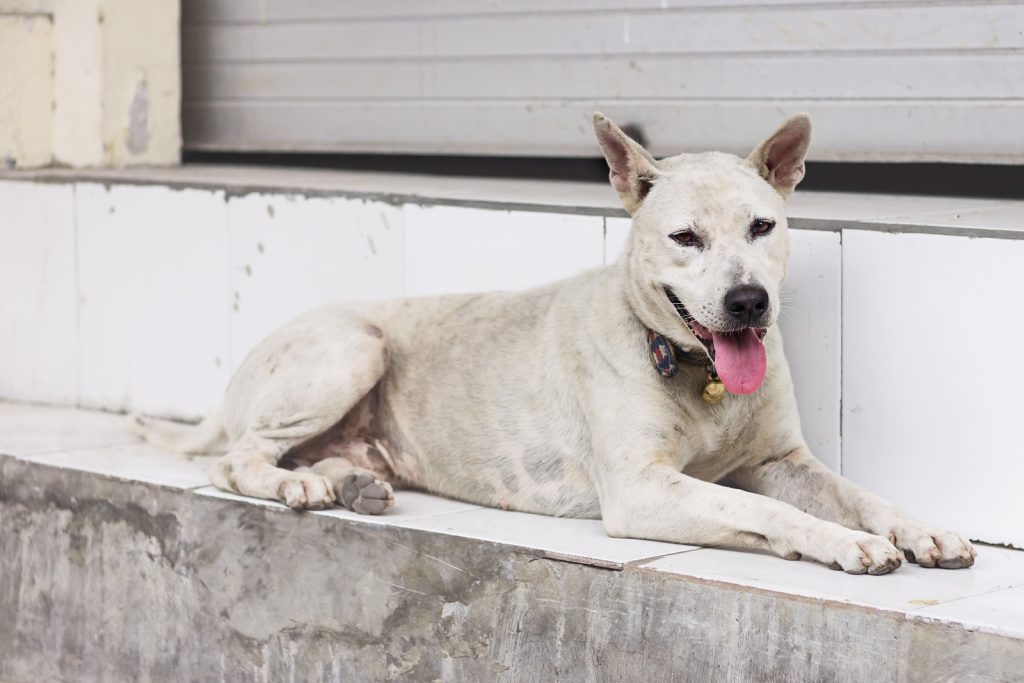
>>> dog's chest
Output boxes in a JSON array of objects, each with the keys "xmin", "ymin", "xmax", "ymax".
[{"xmin": 671, "ymin": 394, "xmax": 768, "ymax": 482}]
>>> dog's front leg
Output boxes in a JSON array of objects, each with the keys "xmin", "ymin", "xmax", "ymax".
[
  {"xmin": 728, "ymin": 446, "xmax": 976, "ymax": 569},
  {"xmin": 594, "ymin": 444, "xmax": 903, "ymax": 574}
]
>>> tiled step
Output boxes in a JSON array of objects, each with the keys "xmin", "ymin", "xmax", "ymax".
[
  {"xmin": 1, "ymin": 402, "xmax": 1022, "ymax": 681},
  {"xmin": 1, "ymin": 166, "xmax": 1022, "ymax": 550}
]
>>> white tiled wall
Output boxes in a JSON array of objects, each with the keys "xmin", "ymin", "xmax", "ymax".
[
  {"xmin": 781, "ymin": 230, "xmax": 842, "ymax": 471},
  {"xmin": 227, "ymin": 194, "xmax": 405, "ymax": 370},
  {"xmin": 404, "ymin": 205, "xmax": 604, "ymax": 296},
  {"xmin": 1, "ymin": 178, "xmax": 1020, "ymax": 546},
  {"xmin": 842, "ymin": 230, "xmax": 1024, "ymax": 547},
  {"xmin": 0, "ymin": 182, "xmax": 78, "ymax": 404},
  {"xmin": 0, "ymin": 182, "xmax": 844, "ymax": 472},
  {"xmin": 1, "ymin": 183, "xmax": 409, "ymax": 420},
  {"xmin": 76, "ymin": 184, "xmax": 231, "ymax": 419}
]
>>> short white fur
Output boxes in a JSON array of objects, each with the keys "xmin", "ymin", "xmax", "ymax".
[{"xmin": 135, "ymin": 113, "xmax": 976, "ymax": 574}]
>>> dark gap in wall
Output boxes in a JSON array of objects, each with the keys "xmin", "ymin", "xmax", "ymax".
[{"xmin": 183, "ymin": 151, "xmax": 1024, "ymax": 201}]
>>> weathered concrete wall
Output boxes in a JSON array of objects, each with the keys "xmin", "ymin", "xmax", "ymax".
[
  {"xmin": 52, "ymin": 0, "xmax": 181, "ymax": 166},
  {"xmin": 0, "ymin": 14, "xmax": 54, "ymax": 168},
  {"xmin": 1, "ymin": 454, "xmax": 1022, "ymax": 682},
  {"xmin": 1, "ymin": 1, "xmax": 179, "ymax": 168},
  {"xmin": 0, "ymin": 1, "xmax": 54, "ymax": 11},
  {"xmin": 50, "ymin": 0, "xmax": 102, "ymax": 167}
]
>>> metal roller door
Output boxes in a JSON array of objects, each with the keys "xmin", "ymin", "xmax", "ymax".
[{"xmin": 182, "ymin": 0, "xmax": 1024, "ymax": 162}]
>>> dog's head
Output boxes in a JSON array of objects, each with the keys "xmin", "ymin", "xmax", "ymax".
[{"xmin": 594, "ymin": 112, "xmax": 811, "ymax": 395}]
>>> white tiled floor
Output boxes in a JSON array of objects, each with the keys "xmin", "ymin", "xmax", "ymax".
[
  {"xmin": 915, "ymin": 584, "xmax": 1024, "ymax": 638},
  {"xmin": 2, "ymin": 402, "xmax": 1023, "ymax": 636},
  {"xmin": 640, "ymin": 545, "xmax": 1024, "ymax": 616},
  {"xmin": 198, "ymin": 487, "xmax": 692, "ymax": 569},
  {"xmin": 30, "ymin": 443, "xmax": 218, "ymax": 489},
  {"xmin": 399, "ymin": 506, "xmax": 696, "ymax": 568},
  {"xmin": 0, "ymin": 402, "xmax": 214, "ymax": 487},
  {"xmin": 0, "ymin": 401, "xmax": 137, "ymax": 457}
]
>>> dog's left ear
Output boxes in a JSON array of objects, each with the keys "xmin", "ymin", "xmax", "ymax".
[
  {"xmin": 748, "ymin": 114, "xmax": 812, "ymax": 198},
  {"xmin": 593, "ymin": 112, "xmax": 659, "ymax": 215}
]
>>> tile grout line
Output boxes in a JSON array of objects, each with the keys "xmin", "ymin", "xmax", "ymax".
[
  {"xmin": 196, "ymin": 488, "xmax": 691, "ymax": 567},
  {"xmin": 224, "ymin": 190, "xmax": 234, "ymax": 375},
  {"xmin": 72, "ymin": 183, "xmax": 83, "ymax": 408},
  {"xmin": 625, "ymin": 546, "xmax": 709, "ymax": 569},
  {"xmin": 601, "ymin": 216, "xmax": 607, "ymax": 265},
  {"xmin": 400, "ymin": 203, "xmax": 410, "ymax": 297},
  {"xmin": 838, "ymin": 228, "xmax": 844, "ymax": 475}
]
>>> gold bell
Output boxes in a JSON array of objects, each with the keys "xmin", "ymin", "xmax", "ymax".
[{"xmin": 702, "ymin": 374, "xmax": 727, "ymax": 405}]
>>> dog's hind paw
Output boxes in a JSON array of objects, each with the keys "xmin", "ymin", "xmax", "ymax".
[
  {"xmin": 339, "ymin": 472, "xmax": 394, "ymax": 515},
  {"xmin": 277, "ymin": 472, "xmax": 336, "ymax": 510}
]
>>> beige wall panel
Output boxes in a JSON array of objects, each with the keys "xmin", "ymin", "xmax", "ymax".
[{"xmin": 0, "ymin": 15, "xmax": 54, "ymax": 168}]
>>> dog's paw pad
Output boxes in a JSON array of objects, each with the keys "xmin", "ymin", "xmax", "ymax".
[{"xmin": 339, "ymin": 473, "xmax": 394, "ymax": 515}]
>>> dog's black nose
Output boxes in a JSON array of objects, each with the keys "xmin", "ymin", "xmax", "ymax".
[{"xmin": 724, "ymin": 285, "xmax": 769, "ymax": 325}]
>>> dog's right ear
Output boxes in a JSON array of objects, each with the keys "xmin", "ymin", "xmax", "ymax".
[{"xmin": 593, "ymin": 112, "xmax": 659, "ymax": 215}]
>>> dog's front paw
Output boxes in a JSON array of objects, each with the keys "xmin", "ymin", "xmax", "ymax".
[
  {"xmin": 888, "ymin": 524, "xmax": 976, "ymax": 569},
  {"xmin": 823, "ymin": 531, "xmax": 903, "ymax": 575}
]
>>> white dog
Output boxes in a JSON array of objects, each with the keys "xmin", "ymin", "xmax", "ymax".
[{"xmin": 137, "ymin": 113, "xmax": 975, "ymax": 574}]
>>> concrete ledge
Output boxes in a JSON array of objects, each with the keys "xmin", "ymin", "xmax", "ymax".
[
  {"xmin": 3, "ymin": 164, "xmax": 1024, "ymax": 239},
  {"xmin": 1, "ymin": 403, "xmax": 1023, "ymax": 682}
]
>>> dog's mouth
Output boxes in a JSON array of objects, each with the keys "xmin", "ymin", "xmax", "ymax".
[{"xmin": 664, "ymin": 287, "xmax": 768, "ymax": 395}]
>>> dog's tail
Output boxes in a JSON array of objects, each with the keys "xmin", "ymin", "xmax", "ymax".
[{"xmin": 130, "ymin": 408, "xmax": 229, "ymax": 455}]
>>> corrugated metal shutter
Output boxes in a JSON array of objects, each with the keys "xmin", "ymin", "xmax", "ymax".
[{"xmin": 182, "ymin": 0, "xmax": 1024, "ymax": 163}]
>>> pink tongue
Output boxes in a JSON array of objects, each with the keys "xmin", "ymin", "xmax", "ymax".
[{"xmin": 711, "ymin": 329, "xmax": 767, "ymax": 395}]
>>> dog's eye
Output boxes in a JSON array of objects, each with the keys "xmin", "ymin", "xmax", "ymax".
[
  {"xmin": 670, "ymin": 230, "xmax": 704, "ymax": 249},
  {"xmin": 750, "ymin": 219, "xmax": 776, "ymax": 238}
]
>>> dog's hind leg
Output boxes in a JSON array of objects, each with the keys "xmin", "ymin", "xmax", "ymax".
[
  {"xmin": 211, "ymin": 432, "xmax": 338, "ymax": 509},
  {"xmin": 309, "ymin": 449, "xmax": 395, "ymax": 515},
  {"xmin": 210, "ymin": 316, "xmax": 389, "ymax": 510}
]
